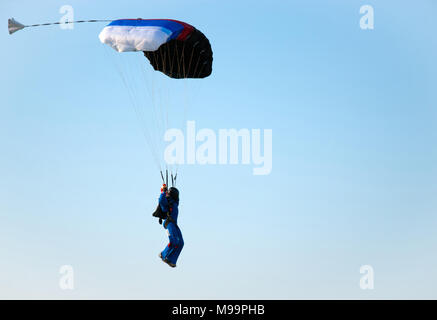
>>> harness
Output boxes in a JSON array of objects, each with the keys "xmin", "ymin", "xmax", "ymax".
[
  {"xmin": 152, "ymin": 193, "xmax": 178, "ymax": 227},
  {"xmin": 163, "ymin": 203, "xmax": 176, "ymax": 228}
]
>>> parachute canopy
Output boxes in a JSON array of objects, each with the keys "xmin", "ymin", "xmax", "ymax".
[
  {"xmin": 8, "ymin": 18, "xmax": 25, "ymax": 34},
  {"xmin": 99, "ymin": 19, "xmax": 213, "ymax": 79}
]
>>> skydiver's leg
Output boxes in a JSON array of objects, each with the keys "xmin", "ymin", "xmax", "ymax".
[
  {"xmin": 161, "ymin": 222, "xmax": 177, "ymax": 262},
  {"xmin": 166, "ymin": 225, "xmax": 184, "ymax": 265}
]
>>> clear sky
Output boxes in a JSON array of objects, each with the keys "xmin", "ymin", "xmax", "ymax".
[{"xmin": 1, "ymin": 0, "xmax": 436, "ymax": 299}]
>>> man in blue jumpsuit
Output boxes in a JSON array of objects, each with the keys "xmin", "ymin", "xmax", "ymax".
[{"xmin": 158, "ymin": 186, "xmax": 184, "ymax": 268}]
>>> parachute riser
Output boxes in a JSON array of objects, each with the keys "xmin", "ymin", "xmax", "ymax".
[
  {"xmin": 161, "ymin": 169, "xmax": 177, "ymax": 188},
  {"xmin": 160, "ymin": 171, "xmax": 164, "ymax": 183}
]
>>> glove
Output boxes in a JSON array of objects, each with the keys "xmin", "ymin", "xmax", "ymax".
[
  {"xmin": 159, "ymin": 218, "xmax": 162, "ymax": 225},
  {"xmin": 161, "ymin": 184, "xmax": 167, "ymax": 193}
]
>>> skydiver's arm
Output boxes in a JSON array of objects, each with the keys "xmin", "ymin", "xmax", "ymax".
[{"xmin": 159, "ymin": 192, "xmax": 169, "ymax": 212}]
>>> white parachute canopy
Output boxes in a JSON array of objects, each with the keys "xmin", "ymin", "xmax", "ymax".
[{"xmin": 98, "ymin": 25, "xmax": 172, "ymax": 52}]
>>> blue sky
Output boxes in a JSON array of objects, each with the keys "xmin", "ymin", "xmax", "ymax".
[{"xmin": 0, "ymin": 0, "xmax": 436, "ymax": 299}]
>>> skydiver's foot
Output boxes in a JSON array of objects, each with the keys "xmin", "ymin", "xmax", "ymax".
[
  {"xmin": 164, "ymin": 259, "xmax": 176, "ymax": 268},
  {"xmin": 159, "ymin": 253, "xmax": 175, "ymax": 267}
]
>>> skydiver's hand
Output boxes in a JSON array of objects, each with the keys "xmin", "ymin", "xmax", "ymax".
[{"xmin": 161, "ymin": 184, "xmax": 168, "ymax": 193}]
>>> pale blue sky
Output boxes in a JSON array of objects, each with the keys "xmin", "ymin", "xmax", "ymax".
[{"xmin": 1, "ymin": 0, "xmax": 436, "ymax": 299}]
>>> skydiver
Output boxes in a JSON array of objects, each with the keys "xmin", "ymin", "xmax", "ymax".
[{"xmin": 154, "ymin": 184, "xmax": 184, "ymax": 268}]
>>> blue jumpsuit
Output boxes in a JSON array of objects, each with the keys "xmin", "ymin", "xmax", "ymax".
[{"xmin": 159, "ymin": 192, "xmax": 184, "ymax": 265}]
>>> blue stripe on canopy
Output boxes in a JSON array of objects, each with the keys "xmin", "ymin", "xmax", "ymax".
[{"xmin": 108, "ymin": 19, "xmax": 185, "ymax": 40}]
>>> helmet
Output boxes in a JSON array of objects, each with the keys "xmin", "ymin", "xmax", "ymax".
[{"xmin": 168, "ymin": 187, "xmax": 179, "ymax": 202}]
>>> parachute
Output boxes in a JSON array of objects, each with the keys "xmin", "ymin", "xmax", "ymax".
[
  {"xmin": 8, "ymin": 18, "xmax": 25, "ymax": 34},
  {"xmin": 98, "ymin": 19, "xmax": 213, "ymax": 185},
  {"xmin": 99, "ymin": 19, "xmax": 213, "ymax": 79},
  {"xmin": 8, "ymin": 17, "xmax": 213, "ymax": 185}
]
